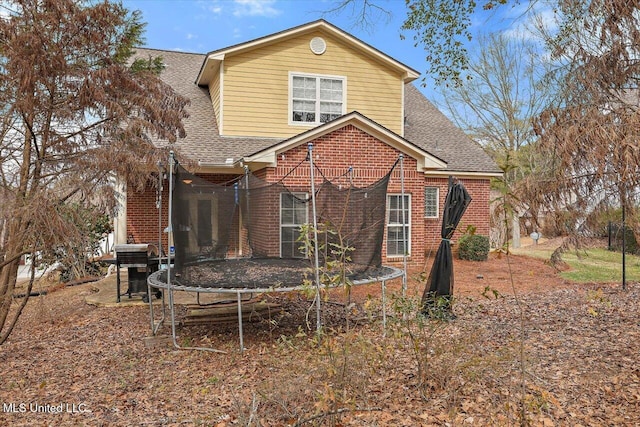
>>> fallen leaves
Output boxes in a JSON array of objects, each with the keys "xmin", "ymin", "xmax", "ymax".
[{"xmin": 0, "ymin": 256, "xmax": 639, "ymax": 426}]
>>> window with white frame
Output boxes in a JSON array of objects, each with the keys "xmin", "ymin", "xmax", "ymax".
[
  {"xmin": 280, "ymin": 192, "xmax": 308, "ymax": 258},
  {"xmin": 424, "ymin": 187, "xmax": 439, "ymax": 218},
  {"xmin": 290, "ymin": 73, "xmax": 345, "ymax": 125},
  {"xmin": 387, "ymin": 194, "xmax": 411, "ymax": 257}
]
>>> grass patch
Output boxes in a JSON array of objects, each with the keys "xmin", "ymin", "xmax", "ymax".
[{"xmin": 518, "ymin": 246, "xmax": 640, "ymax": 283}]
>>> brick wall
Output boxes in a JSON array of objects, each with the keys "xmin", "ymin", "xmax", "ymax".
[
  {"xmin": 126, "ymin": 179, "xmax": 167, "ymax": 248},
  {"xmin": 126, "ymin": 125, "xmax": 492, "ymax": 265},
  {"xmin": 125, "ymin": 174, "xmax": 241, "ymax": 253}
]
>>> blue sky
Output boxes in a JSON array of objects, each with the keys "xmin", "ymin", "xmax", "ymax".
[
  {"xmin": 122, "ymin": 0, "xmax": 551, "ymax": 102},
  {"xmin": 125, "ymin": 2, "xmax": 410, "ymax": 50},
  {"xmin": 124, "ymin": 0, "xmax": 426, "ymax": 72}
]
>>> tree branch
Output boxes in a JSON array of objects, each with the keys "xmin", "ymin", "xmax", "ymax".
[{"xmin": 293, "ymin": 407, "xmax": 382, "ymax": 426}]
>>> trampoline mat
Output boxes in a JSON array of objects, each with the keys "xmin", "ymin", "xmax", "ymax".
[{"xmin": 160, "ymin": 258, "xmax": 398, "ymax": 290}]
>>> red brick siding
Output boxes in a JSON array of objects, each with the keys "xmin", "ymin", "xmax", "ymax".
[
  {"xmin": 420, "ymin": 177, "xmax": 491, "ymax": 258},
  {"xmin": 126, "ymin": 125, "xmax": 492, "ymax": 265},
  {"xmin": 125, "ymin": 174, "xmax": 241, "ymax": 252},
  {"xmin": 126, "ymin": 180, "xmax": 169, "ymax": 249}
]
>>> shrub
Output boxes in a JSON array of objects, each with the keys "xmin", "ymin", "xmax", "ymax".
[{"xmin": 458, "ymin": 234, "xmax": 490, "ymax": 261}]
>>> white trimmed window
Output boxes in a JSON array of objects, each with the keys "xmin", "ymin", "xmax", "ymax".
[
  {"xmin": 290, "ymin": 73, "xmax": 345, "ymax": 125},
  {"xmin": 424, "ymin": 187, "xmax": 439, "ymax": 218},
  {"xmin": 280, "ymin": 192, "xmax": 308, "ymax": 258},
  {"xmin": 387, "ymin": 194, "xmax": 411, "ymax": 257}
]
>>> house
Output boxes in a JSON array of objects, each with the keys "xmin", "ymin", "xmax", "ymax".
[{"xmin": 116, "ymin": 20, "xmax": 501, "ymax": 265}]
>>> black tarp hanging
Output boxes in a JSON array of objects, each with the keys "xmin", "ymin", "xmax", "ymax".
[{"xmin": 421, "ymin": 176, "xmax": 472, "ymax": 315}]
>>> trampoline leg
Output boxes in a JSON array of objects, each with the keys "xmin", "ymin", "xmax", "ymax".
[
  {"xmin": 237, "ymin": 291, "xmax": 245, "ymax": 352},
  {"xmin": 169, "ymin": 287, "xmax": 179, "ymax": 348},
  {"xmin": 381, "ymin": 280, "xmax": 387, "ymax": 335},
  {"xmin": 148, "ymin": 281, "xmax": 155, "ymax": 334},
  {"xmin": 149, "ymin": 284, "xmax": 166, "ymax": 336},
  {"xmin": 164, "ymin": 285, "xmax": 226, "ymax": 353}
]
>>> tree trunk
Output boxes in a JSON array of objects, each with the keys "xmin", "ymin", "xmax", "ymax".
[
  {"xmin": 511, "ymin": 213, "xmax": 521, "ymax": 249},
  {"xmin": 0, "ymin": 254, "xmax": 21, "ymax": 340},
  {"xmin": 0, "ymin": 216, "xmax": 30, "ymax": 343}
]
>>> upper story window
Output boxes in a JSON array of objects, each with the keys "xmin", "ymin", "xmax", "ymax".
[{"xmin": 290, "ymin": 73, "xmax": 345, "ymax": 125}]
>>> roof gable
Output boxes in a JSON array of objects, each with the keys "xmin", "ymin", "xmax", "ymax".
[
  {"xmin": 243, "ymin": 111, "xmax": 447, "ymax": 171},
  {"xmin": 195, "ymin": 19, "xmax": 419, "ymax": 86},
  {"xmin": 132, "ymin": 49, "xmax": 500, "ymax": 176}
]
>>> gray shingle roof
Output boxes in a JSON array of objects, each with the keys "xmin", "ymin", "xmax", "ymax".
[
  {"xmin": 135, "ymin": 48, "xmax": 279, "ymax": 166},
  {"xmin": 136, "ymin": 48, "xmax": 500, "ymax": 174},
  {"xmin": 404, "ymin": 84, "xmax": 501, "ymax": 173}
]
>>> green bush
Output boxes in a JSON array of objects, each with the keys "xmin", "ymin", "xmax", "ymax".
[{"xmin": 458, "ymin": 234, "xmax": 490, "ymax": 261}]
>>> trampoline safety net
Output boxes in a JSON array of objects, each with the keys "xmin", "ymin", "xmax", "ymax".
[{"xmin": 170, "ymin": 162, "xmax": 394, "ymax": 289}]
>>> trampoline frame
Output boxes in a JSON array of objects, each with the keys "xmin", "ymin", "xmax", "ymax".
[
  {"xmin": 147, "ymin": 147, "xmax": 408, "ymax": 352},
  {"xmin": 147, "ymin": 263, "xmax": 404, "ymax": 352}
]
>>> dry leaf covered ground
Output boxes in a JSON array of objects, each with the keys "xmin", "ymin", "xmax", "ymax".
[{"xmin": 1, "ymin": 246, "xmax": 639, "ymax": 426}]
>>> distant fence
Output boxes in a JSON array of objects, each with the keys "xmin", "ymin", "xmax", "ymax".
[{"xmin": 607, "ymin": 222, "xmax": 640, "ymax": 254}]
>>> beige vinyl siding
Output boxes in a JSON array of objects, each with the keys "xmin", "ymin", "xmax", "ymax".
[
  {"xmin": 209, "ymin": 67, "xmax": 222, "ymax": 132},
  {"xmin": 220, "ymin": 30, "xmax": 404, "ymax": 137}
]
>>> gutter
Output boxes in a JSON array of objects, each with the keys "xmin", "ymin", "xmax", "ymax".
[
  {"xmin": 424, "ymin": 170, "xmax": 504, "ymax": 179},
  {"xmin": 195, "ymin": 158, "xmax": 245, "ymax": 174}
]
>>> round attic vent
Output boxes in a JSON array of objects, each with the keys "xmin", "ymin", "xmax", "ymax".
[{"xmin": 310, "ymin": 37, "xmax": 326, "ymax": 55}]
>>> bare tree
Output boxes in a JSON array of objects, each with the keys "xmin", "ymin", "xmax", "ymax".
[
  {"xmin": 322, "ymin": 0, "xmax": 392, "ymax": 33},
  {"xmin": 0, "ymin": 0, "xmax": 189, "ymax": 344},
  {"xmin": 532, "ymin": 0, "xmax": 640, "ymax": 237},
  {"xmin": 436, "ymin": 32, "xmax": 555, "ymax": 247}
]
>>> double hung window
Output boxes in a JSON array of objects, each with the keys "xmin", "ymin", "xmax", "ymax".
[
  {"xmin": 387, "ymin": 194, "xmax": 411, "ymax": 257},
  {"xmin": 280, "ymin": 192, "xmax": 308, "ymax": 258},
  {"xmin": 291, "ymin": 74, "xmax": 345, "ymax": 125}
]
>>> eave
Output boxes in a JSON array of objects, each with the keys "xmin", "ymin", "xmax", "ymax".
[{"xmin": 425, "ymin": 170, "xmax": 504, "ymax": 179}]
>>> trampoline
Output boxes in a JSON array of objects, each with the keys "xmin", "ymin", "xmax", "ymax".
[
  {"xmin": 148, "ymin": 145, "xmax": 408, "ymax": 352},
  {"xmin": 147, "ymin": 259, "xmax": 404, "ymax": 351}
]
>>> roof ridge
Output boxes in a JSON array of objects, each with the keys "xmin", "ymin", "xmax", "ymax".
[{"xmin": 133, "ymin": 46, "xmax": 206, "ymax": 56}]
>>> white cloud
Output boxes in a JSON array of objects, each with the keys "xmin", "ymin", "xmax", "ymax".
[
  {"xmin": 502, "ymin": 3, "xmax": 559, "ymax": 43},
  {"xmin": 196, "ymin": 0, "xmax": 223, "ymax": 15},
  {"xmin": 232, "ymin": 0, "xmax": 282, "ymax": 18},
  {"xmin": 186, "ymin": 33, "xmax": 197, "ymax": 40}
]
